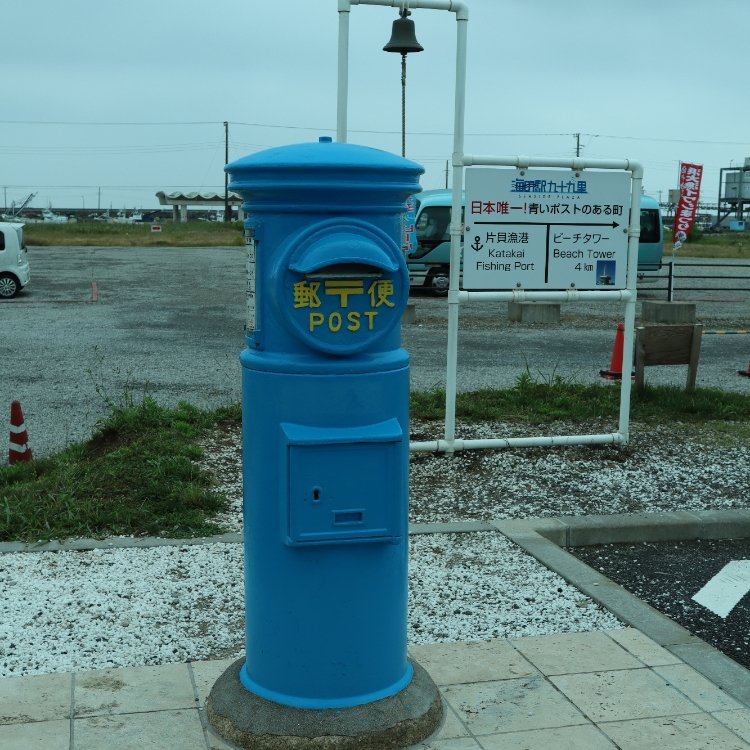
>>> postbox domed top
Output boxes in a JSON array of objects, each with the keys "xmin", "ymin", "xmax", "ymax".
[
  {"xmin": 227, "ymin": 138, "xmax": 423, "ymax": 176},
  {"xmin": 226, "ymin": 139, "xmax": 424, "ymax": 210}
]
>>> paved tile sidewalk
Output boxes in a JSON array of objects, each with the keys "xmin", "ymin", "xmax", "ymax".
[{"xmin": 2, "ymin": 627, "xmax": 749, "ymax": 749}]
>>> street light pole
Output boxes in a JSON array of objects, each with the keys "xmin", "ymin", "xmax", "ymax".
[{"xmin": 224, "ymin": 121, "xmax": 230, "ymax": 222}]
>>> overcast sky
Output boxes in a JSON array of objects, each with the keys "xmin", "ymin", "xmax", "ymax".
[{"xmin": 2, "ymin": 0, "xmax": 748, "ymax": 214}]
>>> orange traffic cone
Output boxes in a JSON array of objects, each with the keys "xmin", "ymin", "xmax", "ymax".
[
  {"xmin": 600, "ymin": 323, "xmax": 633, "ymax": 380},
  {"xmin": 739, "ymin": 361, "xmax": 750, "ymax": 378},
  {"xmin": 9, "ymin": 400, "xmax": 33, "ymax": 465}
]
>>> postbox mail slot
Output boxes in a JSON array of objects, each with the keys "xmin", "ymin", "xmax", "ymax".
[
  {"xmin": 282, "ymin": 420, "xmax": 403, "ymax": 545},
  {"xmin": 333, "ymin": 510, "xmax": 364, "ymax": 525},
  {"xmin": 305, "ymin": 263, "xmax": 383, "ymax": 280}
]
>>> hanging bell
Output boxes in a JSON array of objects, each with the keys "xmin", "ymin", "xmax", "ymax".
[{"xmin": 383, "ymin": 9, "xmax": 424, "ymax": 54}]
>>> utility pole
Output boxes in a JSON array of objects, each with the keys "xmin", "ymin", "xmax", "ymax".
[
  {"xmin": 445, "ymin": 159, "xmax": 449, "ymax": 189},
  {"xmin": 575, "ymin": 133, "xmax": 581, "ymax": 157},
  {"xmin": 224, "ymin": 121, "xmax": 231, "ymax": 222}
]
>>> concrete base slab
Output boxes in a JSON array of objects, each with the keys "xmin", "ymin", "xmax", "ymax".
[
  {"xmin": 206, "ymin": 657, "xmax": 443, "ymax": 750},
  {"xmin": 508, "ymin": 301, "xmax": 560, "ymax": 324},
  {"xmin": 641, "ymin": 300, "xmax": 696, "ymax": 324},
  {"xmin": 401, "ymin": 302, "xmax": 417, "ymax": 325}
]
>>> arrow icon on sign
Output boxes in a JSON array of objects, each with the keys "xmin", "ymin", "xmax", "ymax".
[
  {"xmin": 474, "ymin": 220, "xmax": 620, "ymax": 229},
  {"xmin": 691, "ymin": 560, "xmax": 750, "ymax": 619}
]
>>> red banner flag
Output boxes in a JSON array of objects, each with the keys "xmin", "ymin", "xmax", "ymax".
[{"xmin": 673, "ymin": 163, "xmax": 703, "ymax": 250}]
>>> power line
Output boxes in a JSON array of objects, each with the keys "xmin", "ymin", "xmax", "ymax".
[
  {"xmin": 0, "ymin": 143, "xmax": 222, "ymax": 155},
  {"xmin": 0, "ymin": 118, "xmax": 573, "ymax": 139},
  {"xmin": 0, "ymin": 120, "xmax": 221, "ymax": 126},
  {"xmin": 586, "ymin": 133, "xmax": 750, "ymax": 147},
  {"xmin": 4, "ymin": 118, "xmax": 750, "ymax": 147},
  {"xmin": 2, "ymin": 184, "xmax": 224, "ymax": 189}
]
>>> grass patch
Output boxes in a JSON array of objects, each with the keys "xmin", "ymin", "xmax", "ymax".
[
  {"xmin": 22, "ymin": 221, "xmax": 750, "ymax": 256},
  {"xmin": 662, "ymin": 231, "xmax": 750, "ymax": 260},
  {"xmin": 2, "ymin": 379, "xmax": 748, "ymax": 543},
  {"xmin": 0, "ymin": 399, "xmax": 241, "ymax": 543},
  {"xmin": 24, "ymin": 220, "xmax": 244, "ymax": 247},
  {"xmin": 411, "ymin": 373, "xmax": 750, "ymax": 425}
]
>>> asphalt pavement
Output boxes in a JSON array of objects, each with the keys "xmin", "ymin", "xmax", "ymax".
[
  {"xmin": 2, "ymin": 245, "xmax": 749, "ymax": 459},
  {"xmin": 573, "ymin": 538, "xmax": 750, "ymax": 671}
]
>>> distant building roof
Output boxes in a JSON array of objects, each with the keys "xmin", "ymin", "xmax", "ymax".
[{"xmin": 156, "ymin": 191, "xmax": 242, "ymax": 206}]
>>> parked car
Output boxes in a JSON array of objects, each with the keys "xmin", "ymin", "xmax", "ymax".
[{"xmin": 0, "ymin": 222, "xmax": 30, "ymax": 298}]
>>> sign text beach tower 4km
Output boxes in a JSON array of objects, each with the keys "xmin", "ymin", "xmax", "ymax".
[{"xmin": 219, "ymin": 137, "xmax": 432, "ymax": 720}]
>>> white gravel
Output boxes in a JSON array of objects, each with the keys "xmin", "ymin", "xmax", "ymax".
[
  {"xmin": 3, "ymin": 417, "xmax": 747, "ymax": 679},
  {"xmin": 0, "ymin": 533, "xmax": 620, "ymax": 679},
  {"xmin": 0, "ymin": 544, "xmax": 244, "ymax": 678},
  {"xmin": 409, "ymin": 420, "xmax": 750, "ymax": 522}
]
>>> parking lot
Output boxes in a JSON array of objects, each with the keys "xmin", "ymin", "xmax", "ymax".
[{"xmin": 1, "ymin": 245, "xmax": 749, "ymax": 458}]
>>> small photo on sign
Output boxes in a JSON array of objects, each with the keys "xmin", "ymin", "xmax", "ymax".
[{"xmin": 596, "ymin": 260, "xmax": 616, "ymax": 286}]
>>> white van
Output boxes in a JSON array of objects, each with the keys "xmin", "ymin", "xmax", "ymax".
[{"xmin": 0, "ymin": 222, "xmax": 30, "ymax": 298}]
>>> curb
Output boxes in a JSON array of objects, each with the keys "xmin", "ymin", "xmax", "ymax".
[
  {"xmin": 2, "ymin": 510, "xmax": 748, "ymax": 705},
  {"xmin": 3, "ymin": 509, "xmax": 749, "ymax": 553},
  {"xmin": 0, "ymin": 532, "xmax": 244, "ymax": 554},
  {"xmin": 492, "ymin": 511, "xmax": 750, "ymax": 707}
]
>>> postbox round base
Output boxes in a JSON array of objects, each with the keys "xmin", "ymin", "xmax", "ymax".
[{"xmin": 206, "ymin": 657, "xmax": 443, "ymax": 750}]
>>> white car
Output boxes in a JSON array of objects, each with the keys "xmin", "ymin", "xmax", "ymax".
[{"xmin": 0, "ymin": 222, "xmax": 30, "ymax": 298}]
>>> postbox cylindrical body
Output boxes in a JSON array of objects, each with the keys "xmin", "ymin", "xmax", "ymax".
[{"xmin": 227, "ymin": 138, "xmax": 423, "ymax": 710}]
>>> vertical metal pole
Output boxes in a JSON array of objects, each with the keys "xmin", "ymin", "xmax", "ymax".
[
  {"xmin": 400, "ymin": 53, "xmax": 407, "ymax": 157},
  {"xmin": 617, "ymin": 165, "xmax": 643, "ymax": 445},
  {"xmin": 670, "ymin": 161, "xmax": 682, "ymax": 301},
  {"xmin": 443, "ymin": 10, "xmax": 468, "ymax": 451},
  {"xmin": 667, "ymin": 261, "xmax": 673, "ymax": 301},
  {"xmin": 668, "ymin": 253, "xmax": 676, "ymax": 302},
  {"xmin": 224, "ymin": 121, "xmax": 230, "ymax": 222},
  {"xmin": 337, "ymin": 1, "xmax": 351, "ymax": 143}
]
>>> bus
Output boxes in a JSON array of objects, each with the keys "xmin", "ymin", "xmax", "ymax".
[{"xmin": 408, "ymin": 190, "xmax": 664, "ymax": 295}]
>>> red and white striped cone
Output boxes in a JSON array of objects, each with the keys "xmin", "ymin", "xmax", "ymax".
[{"xmin": 9, "ymin": 400, "xmax": 33, "ymax": 465}]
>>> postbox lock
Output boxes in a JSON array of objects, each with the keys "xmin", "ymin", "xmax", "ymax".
[{"xmin": 278, "ymin": 219, "xmax": 409, "ymax": 356}]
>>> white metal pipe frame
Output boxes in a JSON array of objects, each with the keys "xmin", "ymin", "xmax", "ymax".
[{"xmin": 336, "ymin": 0, "xmax": 643, "ymax": 455}]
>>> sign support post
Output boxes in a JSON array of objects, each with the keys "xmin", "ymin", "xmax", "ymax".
[{"xmin": 336, "ymin": 0, "xmax": 643, "ymax": 454}]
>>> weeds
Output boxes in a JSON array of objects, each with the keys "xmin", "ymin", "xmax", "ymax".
[
  {"xmin": 0, "ymin": 399, "xmax": 240, "ymax": 543},
  {"xmin": 24, "ymin": 220, "xmax": 245, "ymax": 248},
  {"xmin": 1, "ymin": 378, "xmax": 747, "ymax": 543},
  {"xmin": 411, "ymin": 377, "xmax": 750, "ymax": 425}
]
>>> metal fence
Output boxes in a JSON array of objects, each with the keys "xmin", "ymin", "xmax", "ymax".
[{"xmin": 638, "ymin": 261, "xmax": 750, "ymax": 301}]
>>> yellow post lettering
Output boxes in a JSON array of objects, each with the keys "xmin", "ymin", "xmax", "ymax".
[
  {"xmin": 364, "ymin": 311, "xmax": 378, "ymax": 330},
  {"xmin": 346, "ymin": 311, "xmax": 361, "ymax": 331},
  {"xmin": 328, "ymin": 311, "xmax": 342, "ymax": 332},
  {"xmin": 309, "ymin": 312, "xmax": 324, "ymax": 331}
]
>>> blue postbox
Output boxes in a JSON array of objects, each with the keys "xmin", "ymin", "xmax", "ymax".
[{"xmin": 227, "ymin": 137, "xmax": 423, "ymax": 710}]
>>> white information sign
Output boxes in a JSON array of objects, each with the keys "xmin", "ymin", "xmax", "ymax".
[
  {"xmin": 402, "ymin": 194, "xmax": 417, "ymax": 255},
  {"xmin": 245, "ymin": 230, "xmax": 257, "ymax": 331},
  {"xmin": 463, "ymin": 167, "xmax": 632, "ymax": 290}
]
